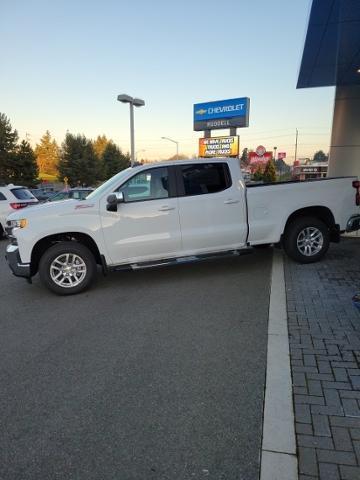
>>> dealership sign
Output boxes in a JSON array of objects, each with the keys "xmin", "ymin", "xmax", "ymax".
[
  {"xmin": 194, "ymin": 97, "xmax": 250, "ymax": 131},
  {"xmin": 199, "ymin": 136, "xmax": 239, "ymax": 157}
]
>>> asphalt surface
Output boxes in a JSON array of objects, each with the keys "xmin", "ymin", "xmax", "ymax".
[{"xmin": 0, "ymin": 240, "xmax": 272, "ymax": 480}]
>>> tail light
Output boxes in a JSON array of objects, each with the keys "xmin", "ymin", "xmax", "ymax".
[
  {"xmin": 10, "ymin": 202, "xmax": 29, "ymax": 209},
  {"xmin": 352, "ymin": 180, "xmax": 360, "ymax": 206}
]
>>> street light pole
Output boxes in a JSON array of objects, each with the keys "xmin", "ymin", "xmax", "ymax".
[
  {"xmin": 161, "ymin": 136, "xmax": 179, "ymax": 160},
  {"xmin": 129, "ymin": 102, "xmax": 135, "ymax": 166},
  {"xmin": 294, "ymin": 128, "xmax": 298, "ymax": 164},
  {"xmin": 117, "ymin": 94, "xmax": 145, "ymax": 167}
]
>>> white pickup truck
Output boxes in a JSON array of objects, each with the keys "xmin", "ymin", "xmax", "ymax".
[{"xmin": 5, "ymin": 158, "xmax": 360, "ymax": 295}]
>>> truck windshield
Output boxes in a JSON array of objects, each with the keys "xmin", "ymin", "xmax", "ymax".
[{"xmin": 86, "ymin": 168, "xmax": 132, "ymax": 200}]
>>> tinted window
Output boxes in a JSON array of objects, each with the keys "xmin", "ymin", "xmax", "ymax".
[
  {"xmin": 49, "ymin": 192, "xmax": 69, "ymax": 201},
  {"xmin": 120, "ymin": 167, "xmax": 169, "ymax": 202},
  {"xmin": 11, "ymin": 188, "xmax": 36, "ymax": 200},
  {"xmin": 180, "ymin": 163, "xmax": 230, "ymax": 196},
  {"xmin": 0, "ymin": 193, "xmax": 6, "ymax": 201},
  {"xmin": 71, "ymin": 190, "xmax": 91, "ymax": 200}
]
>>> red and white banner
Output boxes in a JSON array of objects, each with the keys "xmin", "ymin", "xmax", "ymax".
[{"xmin": 249, "ymin": 151, "xmax": 272, "ymax": 164}]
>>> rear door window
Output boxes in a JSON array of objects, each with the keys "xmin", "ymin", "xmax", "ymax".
[
  {"xmin": 0, "ymin": 192, "xmax": 7, "ymax": 200},
  {"xmin": 11, "ymin": 188, "xmax": 36, "ymax": 200},
  {"xmin": 179, "ymin": 163, "xmax": 231, "ymax": 196}
]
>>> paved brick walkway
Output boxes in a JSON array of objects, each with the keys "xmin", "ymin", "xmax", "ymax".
[{"xmin": 285, "ymin": 238, "xmax": 360, "ymax": 480}]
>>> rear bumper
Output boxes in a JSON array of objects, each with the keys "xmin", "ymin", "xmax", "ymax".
[
  {"xmin": 5, "ymin": 244, "xmax": 31, "ymax": 278},
  {"xmin": 346, "ymin": 214, "xmax": 360, "ymax": 232}
]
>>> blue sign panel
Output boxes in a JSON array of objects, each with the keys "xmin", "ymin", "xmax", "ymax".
[{"xmin": 193, "ymin": 97, "xmax": 250, "ymax": 131}]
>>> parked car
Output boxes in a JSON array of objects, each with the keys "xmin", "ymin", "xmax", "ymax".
[
  {"xmin": 47, "ymin": 188, "xmax": 94, "ymax": 202},
  {"xmin": 0, "ymin": 184, "xmax": 38, "ymax": 238},
  {"xmin": 30, "ymin": 188, "xmax": 57, "ymax": 202},
  {"xmin": 5, "ymin": 158, "xmax": 360, "ymax": 294}
]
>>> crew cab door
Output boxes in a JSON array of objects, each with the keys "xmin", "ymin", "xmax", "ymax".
[
  {"xmin": 101, "ymin": 166, "xmax": 181, "ymax": 265},
  {"xmin": 175, "ymin": 162, "xmax": 247, "ymax": 253}
]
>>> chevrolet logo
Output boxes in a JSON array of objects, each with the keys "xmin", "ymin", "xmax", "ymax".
[{"xmin": 195, "ymin": 108, "xmax": 207, "ymax": 115}]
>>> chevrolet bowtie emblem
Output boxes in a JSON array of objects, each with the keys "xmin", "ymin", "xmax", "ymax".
[{"xmin": 195, "ymin": 109, "xmax": 207, "ymax": 115}]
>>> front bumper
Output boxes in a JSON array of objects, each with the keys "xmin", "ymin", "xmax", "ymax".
[
  {"xmin": 5, "ymin": 244, "xmax": 31, "ymax": 279},
  {"xmin": 346, "ymin": 214, "xmax": 360, "ymax": 232}
]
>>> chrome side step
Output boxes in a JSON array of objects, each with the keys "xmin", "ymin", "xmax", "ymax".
[{"xmin": 110, "ymin": 248, "xmax": 253, "ymax": 272}]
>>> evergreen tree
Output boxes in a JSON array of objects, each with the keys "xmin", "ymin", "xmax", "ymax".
[
  {"xmin": 13, "ymin": 141, "xmax": 39, "ymax": 186},
  {"xmin": 263, "ymin": 159, "xmax": 276, "ymax": 183},
  {"xmin": 93, "ymin": 135, "xmax": 109, "ymax": 158},
  {"xmin": 58, "ymin": 133, "xmax": 98, "ymax": 186},
  {"xmin": 253, "ymin": 166, "xmax": 264, "ymax": 182},
  {"xmin": 0, "ymin": 113, "xmax": 18, "ymax": 183},
  {"xmin": 274, "ymin": 158, "xmax": 291, "ymax": 178},
  {"xmin": 240, "ymin": 148, "xmax": 249, "ymax": 165},
  {"xmin": 102, "ymin": 142, "xmax": 130, "ymax": 180},
  {"xmin": 35, "ymin": 131, "xmax": 59, "ymax": 175}
]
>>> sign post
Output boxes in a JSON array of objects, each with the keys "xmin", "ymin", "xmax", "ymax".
[{"xmin": 194, "ymin": 97, "xmax": 250, "ymax": 158}]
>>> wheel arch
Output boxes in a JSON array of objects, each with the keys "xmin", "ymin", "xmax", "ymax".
[
  {"xmin": 30, "ymin": 232, "xmax": 102, "ymax": 276},
  {"xmin": 282, "ymin": 206, "xmax": 339, "ymax": 243}
]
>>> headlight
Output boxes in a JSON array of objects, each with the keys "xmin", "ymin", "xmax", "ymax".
[
  {"xmin": 7, "ymin": 218, "xmax": 28, "ymax": 229},
  {"xmin": 6, "ymin": 219, "xmax": 28, "ymax": 239}
]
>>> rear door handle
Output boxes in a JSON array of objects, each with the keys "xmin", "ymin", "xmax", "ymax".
[
  {"xmin": 224, "ymin": 199, "xmax": 240, "ymax": 204},
  {"xmin": 158, "ymin": 205, "xmax": 175, "ymax": 211}
]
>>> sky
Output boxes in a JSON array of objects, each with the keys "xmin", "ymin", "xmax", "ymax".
[{"xmin": 0, "ymin": 0, "xmax": 335, "ymax": 163}]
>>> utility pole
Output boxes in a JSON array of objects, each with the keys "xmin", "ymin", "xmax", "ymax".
[{"xmin": 294, "ymin": 128, "xmax": 298, "ymax": 163}]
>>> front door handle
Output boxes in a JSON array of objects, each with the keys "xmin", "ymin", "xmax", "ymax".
[
  {"xmin": 158, "ymin": 205, "xmax": 175, "ymax": 211},
  {"xmin": 224, "ymin": 199, "xmax": 240, "ymax": 204}
]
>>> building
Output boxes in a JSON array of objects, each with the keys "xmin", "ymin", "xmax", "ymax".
[
  {"xmin": 292, "ymin": 161, "xmax": 328, "ymax": 181},
  {"xmin": 298, "ymin": 0, "xmax": 360, "ymax": 179}
]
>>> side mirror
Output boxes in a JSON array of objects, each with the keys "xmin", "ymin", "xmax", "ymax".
[{"xmin": 106, "ymin": 191, "xmax": 124, "ymax": 211}]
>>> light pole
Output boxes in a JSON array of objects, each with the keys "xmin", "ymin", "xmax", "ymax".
[
  {"xmin": 273, "ymin": 146, "xmax": 277, "ymax": 162},
  {"xmin": 161, "ymin": 136, "xmax": 179, "ymax": 160},
  {"xmin": 117, "ymin": 94, "xmax": 145, "ymax": 167}
]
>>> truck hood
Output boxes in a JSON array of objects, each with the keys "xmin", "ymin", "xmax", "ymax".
[{"xmin": 7, "ymin": 199, "xmax": 96, "ymax": 221}]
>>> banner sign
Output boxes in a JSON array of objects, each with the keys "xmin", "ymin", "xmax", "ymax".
[
  {"xmin": 302, "ymin": 167, "xmax": 321, "ymax": 173},
  {"xmin": 199, "ymin": 136, "xmax": 239, "ymax": 157},
  {"xmin": 194, "ymin": 97, "xmax": 250, "ymax": 131},
  {"xmin": 249, "ymin": 151, "xmax": 272, "ymax": 164}
]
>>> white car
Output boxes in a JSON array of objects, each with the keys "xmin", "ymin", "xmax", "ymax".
[
  {"xmin": 0, "ymin": 184, "xmax": 38, "ymax": 238},
  {"xmin": 5, "ymin": 158, "xmax": 360, "ymax": 294}
]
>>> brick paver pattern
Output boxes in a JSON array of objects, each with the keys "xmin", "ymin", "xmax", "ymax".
[{"xmin": 285, "ymin": 238, "xmax": 360, "ymax": 480}]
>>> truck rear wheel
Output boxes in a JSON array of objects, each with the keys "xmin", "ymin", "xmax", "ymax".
[
  {"xmin": 283, "ymin": 216, "xmax": 330, "ymax": 263},
  {"xmin": 39, "ymin": 242, "xmax": 96, "ymax": 295}
]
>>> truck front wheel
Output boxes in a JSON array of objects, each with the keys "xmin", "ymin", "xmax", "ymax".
[
  {"xmin": 283, "ymin": 216, "xmax": 330, "ymax": 263},
  {"xmin": 39, "ymin": 242, "xmax": 96, "ymax": 295}
]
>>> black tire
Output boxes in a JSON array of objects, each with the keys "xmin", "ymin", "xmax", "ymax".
[
  {"xmin": 0, "ymin": 224, "xmax": 4, "ymax": 240},
  {"xmin": 283, "ymin": 216, "xmax": 330, "ymax": 264},
  {"xmin": 39, "ymin": 241, "xmax": 96, "ymax": 295}
]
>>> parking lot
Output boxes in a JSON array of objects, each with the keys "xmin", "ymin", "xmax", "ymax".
[{"xmin": 0, "ymin": 240, "xmax": 272, "ymax": 480}]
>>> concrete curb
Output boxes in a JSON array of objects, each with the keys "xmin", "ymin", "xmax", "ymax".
[{"xmin": 260, "ymin": 250, "xmax": 298, "ymax": 480}]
